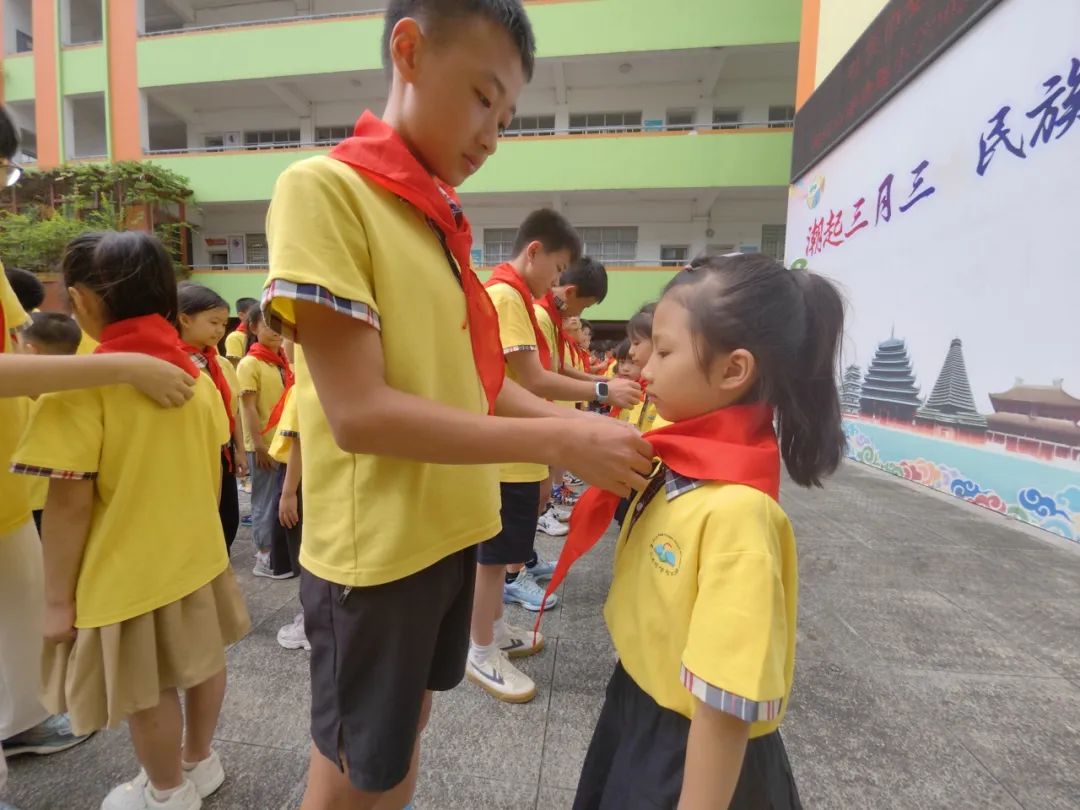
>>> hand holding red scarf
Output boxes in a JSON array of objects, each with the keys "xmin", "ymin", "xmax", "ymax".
[
  {"xmin": 485, "ymin": 264, "xmax": 552, "ymax": 371},
  {"xmin": 95, "ymin": 315, "xmax": 199, "ymax": 378},
  {"xmin": 329, "ymin": 111, "xmax": 504, "ymax": 413},
  {"xmin": 535, "ymin": 403, "xmax": 780, "ymax": 635},
  {"xmin": 247, "ymin": 342, "xmax": 295, "ymax": 435}
]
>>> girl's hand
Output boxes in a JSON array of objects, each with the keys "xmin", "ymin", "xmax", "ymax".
[
  {"xmin": 254, "ymin": 445, "xmax": 276, "ymax": 470},
  {"xmin": 234, "ymin": 453, "xmax": 249, "ymax": 478},
  {"xmin": 43, "ymin": 601, "xmax": 77, "ymax": 644},
  {"xmin": 279, "ymin": 491, "xmax": 300, "ymax": 529},
  {"xmin": 128, "ymin": 356, "xmax": 196, "ymax": 407}
]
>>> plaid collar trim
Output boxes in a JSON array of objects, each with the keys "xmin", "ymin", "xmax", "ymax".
[{"xmin": 664, "ymin": 468, "xmax": 705, "ymax": 501}]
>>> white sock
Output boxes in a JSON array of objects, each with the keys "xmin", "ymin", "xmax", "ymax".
[
  {"xmin": 469, "ymin": 639, "xmax": 495, "ymax": 666},
  {"xmin": 492, "ymin": 616, "xmax": 509, "ymax": 643},
  {"xmin": 149, "ymin": 783, "xmax": 183, "ymax": 802}
]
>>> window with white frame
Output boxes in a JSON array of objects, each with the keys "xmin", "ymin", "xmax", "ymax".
[
  {"xmin": 503, "ymin": 114, "xmax": 556, "ymax": 137},
  {"xmin": 568, "ymin": 111, "xmax": 642, "ymax": 134},
  {"xmin": 761, "ymin": 225, "xmax": 787, "ymax": 261},
  {"xmin": 578, "ymin": 227, "xmax": 638, "ymax": 264},
  {"xmin": 660, "ymin": 245, "xmax": 689, "ymax": 267},
  {"xmin": 315, "ymin": 125, "xmax": 352, "ymax": 144},
  {"xmin": 204, "ymin": 134, "xmax": 225, "ymax": 151},
  {"xmin": 483, "ymin": 228, "xmax": 518, "ymax": 265},
  {"xmin": 666, "ymin": 109, "xmax": 696, "ymax": 132},
  {"xmin": 768, "ymin": 105, "xmax": 796, "ymax": 128},
  {"xmin": 712, "ymin": 108, "xmax": 743, "ymax": 130},
  {"xmin": 243, "ymin": 129, "xmax": 301, "ymax": 149}
]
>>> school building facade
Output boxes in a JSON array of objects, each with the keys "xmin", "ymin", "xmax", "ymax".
[{"xmin": 2, "ymin": 0, "xmax": 801, "ymax": 320}]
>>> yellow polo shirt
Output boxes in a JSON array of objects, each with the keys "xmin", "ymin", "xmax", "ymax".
[
  {"xmin": 268, "ymin": 386, "xmax": 298, "ymax": 465},
  {"xmin": 236, "ymin": 353, "xmax": 285, "ymax": 452},
  {"xmin": 605, "ymin": 475, "xmax": 797, "ymax": 737},
  {"xmin": 489, "ymin": 282, "xmax": 548, "ymax": 484},
  {"xmin": 263, "ymin": 154, "xmax": 500, "ymax": 587},
  {"xmin": 12, "ymin": 374, "xmax": 229, "ymax": 627},
  {"xmin": 0, "ymin": 267, "xmax": 32, "ymax": 535},
  {"xmin": 224, "ymin": 329, "xmax": 247, "ymax": 361},
  {"xmin": 75, "ymin": 330, "xmax": 98, "ymax": 355}
]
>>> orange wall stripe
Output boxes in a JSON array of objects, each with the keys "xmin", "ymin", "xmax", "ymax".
[
  {"xmin": 795, "ymin": 0, "xmax": 821, "ymax": 111},
  {"xmin": 108, "ymin": 0, "xmax": 142, "ymax": 160},
  {"xmin": 33, "ymin": 0, "xmax": 61, "ymax": 167}
]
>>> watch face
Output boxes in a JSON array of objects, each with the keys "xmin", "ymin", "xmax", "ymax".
[{"xmin": 598, "ymin": 382, "xmax": 609, "ymax": 396}]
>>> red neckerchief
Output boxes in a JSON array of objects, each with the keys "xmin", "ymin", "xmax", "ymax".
[
  {"xmin": 247, "ymin": 342, "xmax": 295, "ymax": 434},
  {"xmin": 180, "ymin": 340, "xmax": 234, "ymax": 437},
  {"xmin": 329, "ymin": 110, "xmax": 504, "ymax": 413},
  {"xmin": 535, "ymin": 403, "xmax": 780, "ymax": 635},
  {"xmin": 236, "ymin": 322, "xmax": 248, "ymax": 334},
  {"xmin": 485, "ymin": 264, "xmax": 552, "ymax": 371},
  {"xmin": 609, "ymin": 378, "xmax": 647, "ymax": 420},
  {"xmin": 95, "ymin": 314, "xmax": 199, "ymax": 377},
  {"xmin": 536, "ymin": 291, "xmax": 576, "ymax": 373}
]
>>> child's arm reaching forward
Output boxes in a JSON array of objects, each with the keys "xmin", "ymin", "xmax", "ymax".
[
  {"xmin": 679, "ymin": 700, "xmax": 750, "ymax": 810},
  {"xmin": 40, "ymin": 478, "xmax": 94, "ymax": 643},
  {"xmin": 279, "ymin": 437, "xmax": 302, "ymax": 529}
]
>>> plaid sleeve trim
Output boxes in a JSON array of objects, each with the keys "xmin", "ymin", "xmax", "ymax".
[
  {"xmin": 10, "ymin": 463, "xmax": 97, "ymax": 481},
  {"xmin": 189, "ymin": 352, "xmax": 209, "ymax": 370},
  {"xmin": 665, "ymin": 469, "xmax": 706, "ymax": 501},
  {"xmin": 262, "ymin": 280, "xmax": 380, "ymax": 341},
  {"xmin": 680, "ymin": 664, "xmax": 782, "ymax": 723},
  {"xmin": 279, "ymin": 429, "xmax": 299, "ymax": 438},
  {"xmin": 504, "ymin": 344, "xmax": 537, "ymax": 355}
]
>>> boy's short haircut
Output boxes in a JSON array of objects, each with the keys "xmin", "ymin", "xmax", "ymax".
[
  {"xmin": 23, "ymin": 311, "xmax": 82, "ymax": 355},
  {"xmin": 580, "ymin": 319, "xmax": 592, "ymax": 333},
  {"xmin": 5, "ymin": 267, "xmax": 45, "ymax": 312},
  {"xmin": 234, "ymin": 296, "xmax": 258, "ymax": 316},
  {"xmin": 560, "ymin": 256, "xmax": 607, "ymax": 303},
  {"xmin": 511, "ymin": 208, "xmax": 582, "ymax": 263},
  {"xmin": 382, "ymin": 0, "xmax": 536, "ymax": 80},
  {"xmin": 626, "ymin": 302, "xmax": 657, "ymax": 341},
  {"xmin": 614, "ymin": 339, "xmax": 631, "ymax": 361}
]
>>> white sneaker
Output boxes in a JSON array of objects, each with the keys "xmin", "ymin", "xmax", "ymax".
[
  {"xmin": 101, "ymin": 776, "xmax": 201, "ymax": 810},
  {"xmin": 466, "ymin": 648, "xmax": 537, "ymax": 703},
  {"xmin": 495, "ymin": 621, "xmax": 545, "ymax": 659},
  {"xmin": 276, "ymin": 612, "xmax": 310, "ymax": 651},
  {"xmin": 182, "ymin": 750, "xmax": 225, "ymax": 798},
  {"xmin": 503, "ymin": 569, "xmax": 559, "ymax": 612},
  {"xmin": 550, "ymin": 503, "xmax": 572, "ymax": 523},
  {"xmin": 537, "ymin": 510, "xmax": 569, "ymax": 537},
  {"xmin": 252, "ymin": 552, "xmax": 290, "ymax": 580}
]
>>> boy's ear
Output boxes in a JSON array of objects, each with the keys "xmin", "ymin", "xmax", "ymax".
[
  {"xmin": 389, "ymin": 17, "xmax": 424, "ymax": 82},
  {"xmin": 525, "ymin": 239, "xmax": 544, "ymax": 263},
  {"xmin": 562, "ymin": 284, "xmax": 578, "ymax": 301}
]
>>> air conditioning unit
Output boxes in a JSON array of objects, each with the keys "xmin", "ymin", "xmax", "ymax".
[{"xmin": 223, "ymin": 131, "xmax": 242, "ymax": 148}]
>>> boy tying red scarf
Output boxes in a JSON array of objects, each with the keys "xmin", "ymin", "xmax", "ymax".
[
  {"xmin": 485, "ymin": 264, "xmax": 553, "ymax": 371},
  {"xmin": 329, "ymin": 111, "xmax": 504, "ymax": 413}
]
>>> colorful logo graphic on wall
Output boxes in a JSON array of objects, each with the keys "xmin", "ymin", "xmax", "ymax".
[
  {"xmin": 650, "ymin": 533, "xmax": 682, "ymax": 575},
  {"xmin": 806, "ymin": 176, "xmax": 826, "ymax": 209}
]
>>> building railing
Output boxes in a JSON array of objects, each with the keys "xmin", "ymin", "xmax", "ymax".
[
  {"xmin": 145, "ymin": 120, "xmax": 793, "ymax": 157},
  {"xmin": 141, "ymin": 9, "xmax": 381, "ymax": 38}
]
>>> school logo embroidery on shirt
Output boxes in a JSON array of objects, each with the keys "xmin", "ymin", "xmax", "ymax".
[{"xmin": 650, "ymin": 533, "xmax": 682, "ymax": 576}]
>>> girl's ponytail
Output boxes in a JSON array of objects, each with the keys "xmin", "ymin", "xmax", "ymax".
[
  {"xmin": 775, "ymin": 271, "xmax": 847, "ymax": 487},
  {"xmin": 244, "ymin": 306, "xmax": 263, "ymax": 354},
  {"xmin": 663, "ymin": 254, "xmax": 847, "ymax": 489}
]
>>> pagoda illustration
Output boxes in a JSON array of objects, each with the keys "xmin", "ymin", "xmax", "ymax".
[
  {"xmin": 986, "ymin": 378, "xmax": 1080, "ymax": 460},
  {"xmin": 841, "ymin": 365, "xmax": 863, "ymax": 415},
  {"xmin": 859, "ymin": 330, "xmax": 922, "ymax": 422},
  {"xmin": 915, "ymin": 338, "xmax": 986, "ymax": 436}
]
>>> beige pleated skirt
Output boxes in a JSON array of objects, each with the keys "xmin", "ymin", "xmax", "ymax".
[{"xmin": 41, "ymin": 568, "xmax": 251, "ymax": 736}]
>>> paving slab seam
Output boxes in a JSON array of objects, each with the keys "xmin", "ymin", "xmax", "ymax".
[
  {"xmin": 209, "ymin": 733, "xmax": 310, "ymax": 756},
  {"xmin": 951, "ymin": 737, "xmax": 1025, "ymax": 809}
]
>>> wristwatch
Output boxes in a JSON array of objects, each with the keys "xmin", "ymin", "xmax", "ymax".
[{"xmin": 595, "ymin": 381, "xmax": 610, "ymax": 403}]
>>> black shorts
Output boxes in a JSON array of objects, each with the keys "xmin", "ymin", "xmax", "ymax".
[
  {"xmin": 574, "ymin": 663, "xmax": 803, "ymax": 810},
  {"xmin": 300, "ymin": 546, "xmax": 476, "ymax": 793},
  {"xmin": 476, "ymin": 481, "xmax": 541, "ymax": 566}
]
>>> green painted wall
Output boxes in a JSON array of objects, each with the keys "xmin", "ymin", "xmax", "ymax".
[
  {"xmin": 4, "ymin": 54, "xmax": 35, "ymax": 102},
  {"xmin": 60, "ymin": 45, "xmax": 107, "ymax": 95},
  {"xmin": 150, "ymin": 130, "xmax": 792, "ymax": 203},
  {"xmin": 137, "ymin": 0, "xmax": 800, "ymax": 88},
  {"xmin": 191, "ymin": 267, "xmax": 675, "ymax": 321}
]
